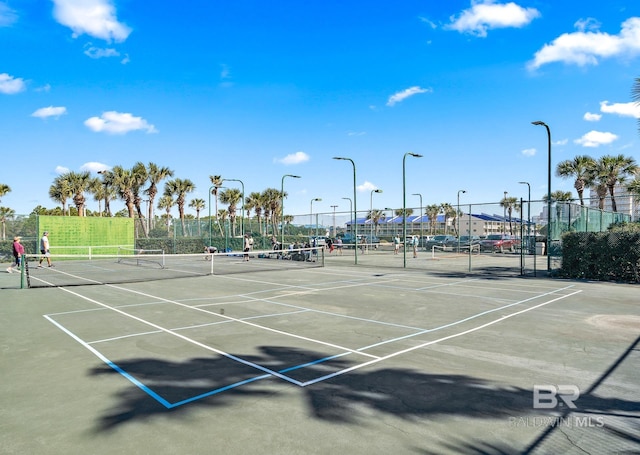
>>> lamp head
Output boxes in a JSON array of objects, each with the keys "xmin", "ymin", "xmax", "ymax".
[
  {"xmin": 374, "ymin": 189, "xmax": 382, "ymax": 194},
  {"xmin": 313, "ymin": 198, "xmax": 322, "ymax": 202},
  {"xmin": 532, "ymin": 120, "xmax": 546, "ymax": 126},
  {"xmin": 408, "ymin": 152, "xmax": 423, "ymax": 158}
]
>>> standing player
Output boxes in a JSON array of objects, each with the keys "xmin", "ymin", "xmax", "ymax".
[
  {"xmin": 38, "ymin": 231, "xmax": 53, "ymax": 268},
  {"xmin": 7, "ymin": 236, "xmax": 24, "ymax": 273}
]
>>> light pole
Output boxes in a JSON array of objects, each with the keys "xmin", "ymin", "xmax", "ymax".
[
  {"xmin": 518, "ymin": 181, "xmax": 531, "ymax": 252},
  {"xmin": 370, "ymin": 189, "xmax": 382, "ymax": 244},
  {"xmin": 333, "ymin": 157, "xmax": 358, "ymax": 264},
  {"xmin": 457, "ymin": 190, "xmax": 466, "ymax": 251},
  {"xmin": 341, "ymin": 197, "xmax": 352, "ymax": 235},
  {"xmin": 281, "ymin": 174, "xmax": 301, "ymax": 249},
  {"xmin": 503, "ymin": 191, "xmax": 508, "ymax": 235},
  {"xmin": 310, "ymin": 197, "xmax": 322, "ymax": 237},
  {"xmin": 532, "ymin": 120, "xmax": 552, "ymax": 272},
  {"xmin": 208, "ymin": 185, "xmax": 216, "ymax": 246},
  {"xmin": 412, "ymin": 193, "xmax": 423, "ymax": 247},
  {"xmin": 222, "ymin": 178, "xmax": 244, "ymax": 238},
  {"xmin": 403, "ymin": 152, "xmax": 423, "ymax": 267},
  {"xmin": 330, "ymin": 205, "xmax": 338, "ymax": 238}
]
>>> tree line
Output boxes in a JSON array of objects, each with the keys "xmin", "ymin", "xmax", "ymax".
[{"xmin": 1, "ymin": 151, "xmax": 639, "ymax": 241}]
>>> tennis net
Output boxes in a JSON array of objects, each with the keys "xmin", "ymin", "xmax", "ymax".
[{"xmin": 24, "ymin": 246, "xmax": 325, "ymax": 288}]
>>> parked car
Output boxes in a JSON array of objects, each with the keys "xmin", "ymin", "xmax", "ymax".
[
  {"xmin": 339, "ymin": 233, "xmax": 379, "ymax": 245},
  {"xmin": 458, "ymin": 235, "xmax": 482, "ymax": 247},
  {"xmin": 425, "ymin": 235, "xmax": 457, "ymax": 249},
  {"xmin": 479, "ymin": 234, "xmax": 521, "ymax": 253},
  {"xmin": 308, "ymin": 236, "xmax": 327, "ymax": 246}
]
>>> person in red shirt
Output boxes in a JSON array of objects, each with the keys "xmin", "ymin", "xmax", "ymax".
[{"xmin": 7, "ymin": 236, "xmax": 25, "ymax": 273}]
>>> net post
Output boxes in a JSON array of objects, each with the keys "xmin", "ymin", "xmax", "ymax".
[{"xmin": 20, "ymin": 254, "xmax": 26, "ymax": 289}]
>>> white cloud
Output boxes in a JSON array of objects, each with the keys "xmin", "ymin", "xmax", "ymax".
[
  {"xmin": 553, "ymin": 139, "xmax": 569, "ymax": 146},
  {"xmin": 55, "ymin": 166, "xmax": 70, "ymax": 174},
  {"xmin": 0, "ymin": 1, "xmax": 18, "ymax": 27},
  {"xmin": 84, "ymin": 45, "xmax": 120, "ymax": 59},
  {"xmin": 521, "ymin": 148, "xmax": 536, "ymax": 156},
  {"xmin": 446, "ymin": 1, "xmax": 540, "ymax": 38},
  {"xmin": 574, "ymin": 130, "xmax": 618, "ymax": 147},
  {"xmin": 35, "ymin": 84, "xmax": 51, "ymax": 92},
  {"xmin": 347, "ymin": 131, "xmax": 366, "ymax": 136},
  {"xmin": 0, "ymin": 73, "xmax": 26, "ymax": 94},
  {"xmin": 583, "ymin": 112, "xmax": 602, "ymax": 121},
  {"xmin": 386, "ymin": 86, "xmax": 432, "ymax": 106},
  {"xmin": 528, "ymin": 17, "xmax": 640, "ymax": 70},
  {"xmin": 276, "ymin": 151, "xmax": 310, "ymax": 165},
  {"xmin": 600, "ymin": 100, "xmax": 640, "ymax": 118},
  {"xmin": 32, "ymin": 106, "xmax": 67, "ymax": 119},
  {"xmin": 52, "ymin": 0, "xmax": 131, "ymax": 42},
  {"xmin": 120, "ymin": 54, "xmax": 130, "ymax": 64},
  {"xmin": 84, "ymin": 111, "xmax": 157, "ymax": 134},
  {"xmin": 357, "ymin": 181, "xmax": 378, "ymax": 192},
  {"xmin": 80, "ymin": 162, "xmax": 109, "ymax": 173}
]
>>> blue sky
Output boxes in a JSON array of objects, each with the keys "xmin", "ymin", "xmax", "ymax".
[{"xmin": 1, "ymin": 0, "xmax": 639, "ymax": 220}]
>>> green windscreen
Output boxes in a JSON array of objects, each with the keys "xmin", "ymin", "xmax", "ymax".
[{"xmin": 37, "ymin": 215, "xmax": 135, "ymax": 255}]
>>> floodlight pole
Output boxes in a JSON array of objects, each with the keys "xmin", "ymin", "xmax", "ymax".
[
  {"xmin": 412, "ymin": 193, "xmax": 423, "ymax": 247},
  {"xmin": 519, "ymin": 181, "xmax": 531, "ymax": 250},
  {"xmin": 208, "ymin": 185, "xmax": 214, "ymax": 246},
  {"xmin": 330, "ymin": 205, "xmax": 338, "ymax": 237},
  {"xmin": 281, "ymin": 174, "xmax": 300, "ymax": 250},
  {"xmin": 333, "ymin": 157, "xmax": 357, "ymax": 264},
  {"xmin": 457, "ymin": 190, "xmax": 466, "ymax": 252},
  {"xmin": 370, "ymin": 189, "xmax": 382, "ymax": 245},
  {"xmin": 503, "ymin": 191, "xmax": 508, "ymax": 234},
  {"xmin": 403, "ymin": 152, "xmax": 423, "ymax": 267},
  {"xmin": 532, "ymin": 120, "xmax": 551, "ymax": 272},
  {"xmin": 310, "ymin": 198, "xmax": 322, "ymax": 236}
]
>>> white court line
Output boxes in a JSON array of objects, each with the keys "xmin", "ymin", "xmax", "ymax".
[
  {"xmin": 50, "ymin": 286, "xmax": 307, "ymax": 386},
  {"xmin": 300, "ymin": 289, "xmax": 583, "ymax": 386},
  {"xmin": 109, "ymin": 284, "xmax": 380, "ymax": 359}
]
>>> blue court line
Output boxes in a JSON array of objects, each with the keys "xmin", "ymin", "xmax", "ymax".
[{"xmin": 44, "ymin": 315, "xmax": 173, "ymax": 409}]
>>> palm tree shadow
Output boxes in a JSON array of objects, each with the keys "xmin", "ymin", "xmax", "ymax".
[{"xmin": 89, "ymin": 344, "xmax": 640, "ymax": 454}]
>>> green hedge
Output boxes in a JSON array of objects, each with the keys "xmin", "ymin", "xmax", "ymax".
[{"xmin": 560, "ymin": 231, "xmax": 640, "ymax": 283}]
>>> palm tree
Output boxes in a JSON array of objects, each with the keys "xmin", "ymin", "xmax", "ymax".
[
  {"xmin": 590, "ymin": 155, "xmax": 639, "ymax": 212},
  {"xmin": 189, "ymin": 198, "xmax": 205, "ymax": 237},
  {"xmin": 262, "ymin": 188, "xmax": 283, "ymax": 236},
  {"xmin": 440, "ymin": 203, "xmax": 455, "ymax": 235},
  {"xmin": 131, "ymin": 162, "xmax": 149, "ymax": 236},
  {"xmin": 367, "ymin": 209, "xmax": 386, "ymax": 236},
  {"xmin": 109, "ymin": 166, "xmax": 138, "ymax": 218},
  {"xmin": 60, "ymin": 171, "xmax": 91, "ymax": 216},
  {"xmin": 209, "ymin": 175, "xmax": 224, "ymax": 236},
  {"xmin": 556, "ymin": 155, "xmax": 596, "ymax": 206},
  {"xmin": 0, "ymin": 183, "xmax": 10, "ymax": 204},
  {"xmin": 49, "ymin": 176, "xmax": 73, "ymax": 215},
  {"xmin": 164, "ymin": 178, "xmax": 196, "ymax": 236},
  {"xmin": 283, "ymin": 214, "xmax": 294, "ymax": 235},
  {"xmin": 144, "ymin": 162, "xmax": 174, "ymax": 230},
  {"xmin": 627, "ymin": 178, "xmax": 640, "ymax": 219},
  {"xmin": 499, "ymin": 196, "xmax": 520, "ymax": 235},
  {"xmin": 244, "ymin": 191, "xmax": 263, "ymax": 234},
  {"xmin": 0, "ymin": 206, "xmax": 15, "ymax": 240},
  {"xmin": 219, "ymin": 188, "xmax": 243, "ymax": 237},
  {"xmin": 157, "ymin": 195, "xmax": 174, "ymax": 235},
  {"xmin": 425, "ymin": 204, "xmax": 440, "ymax": 234}
]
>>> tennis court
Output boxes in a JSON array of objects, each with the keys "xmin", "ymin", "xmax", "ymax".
[{"xmin": 1, "ymin": 254, "xmax": 638, "ymax": 454}]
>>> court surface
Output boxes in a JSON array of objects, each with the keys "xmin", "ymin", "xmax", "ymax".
[{"xmin": 1, "ymin": 256, "xmax": 638, "ymax": 454}]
